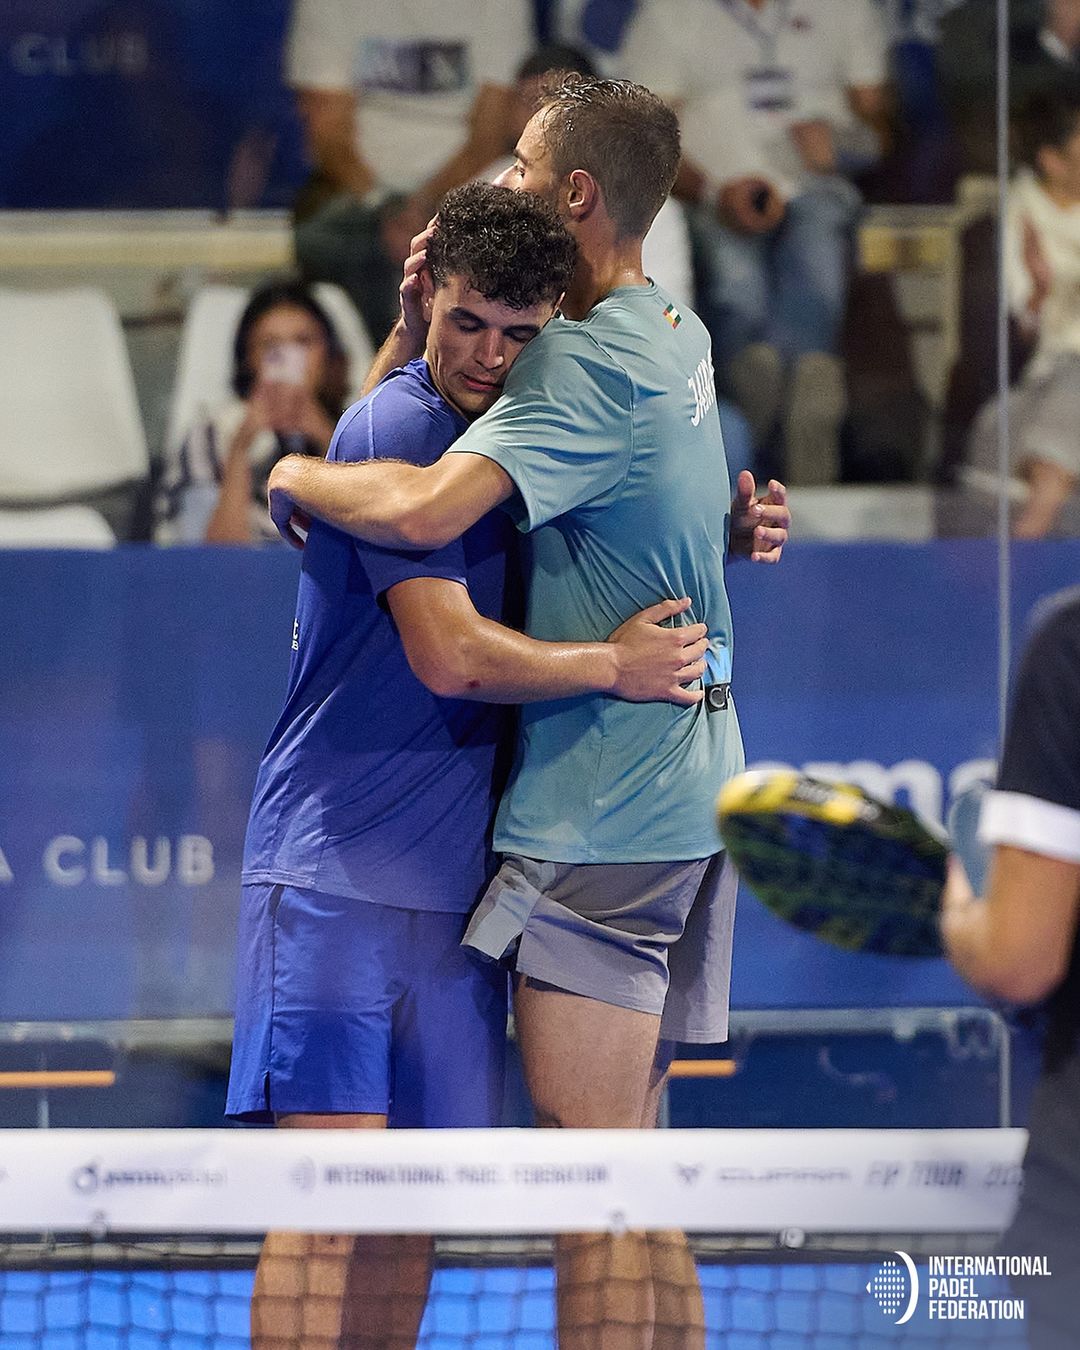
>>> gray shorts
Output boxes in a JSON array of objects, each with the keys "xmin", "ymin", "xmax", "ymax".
[{"xmin": 462, "ymin": 852, "xmax": 738, "ymax": 1044}]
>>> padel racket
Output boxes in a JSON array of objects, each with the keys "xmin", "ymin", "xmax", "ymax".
[{"xmin": 716, "ymin": 769, "xmax": 948, "ymax": 957}]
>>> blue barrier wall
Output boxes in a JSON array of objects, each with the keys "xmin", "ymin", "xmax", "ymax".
[{"xmin": 2, "ymin": 541, "xmax": 1077, "ymax": 1021}]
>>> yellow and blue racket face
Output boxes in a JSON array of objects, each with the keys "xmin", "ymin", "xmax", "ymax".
[{"xmin": 716, "ymin": 770, "xmax": 947, "ymax": 957}]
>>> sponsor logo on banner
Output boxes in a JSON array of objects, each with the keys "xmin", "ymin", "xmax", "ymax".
[
  {"xmin": 288, "ymin": 1159, "xmax": 609, "ymax": 1190},
  {"xmin": 290, "ymin": 1157, "xmax": 317, "ymax": 1193},
  {"xmin": 866, "ymin": 1252, "xmax": 1048, "ymax": 1325},
  {"xmin": 715, "ymin": 1166, "xmax": 851, "ymax": 1185},
  {"xmin": 675, "ymin": 1164, "xmax": 704, "ymax": 1185},
  {"xmin": 867, "ymin": 1159, "xmax": 1021, "ymax": 1192},
  {"xmin": 0, "ymin": 835, "xmax": 216, "ymax": 888},
  {"xmin": 71, "ymin": 1161, "xmax": 226, "ymax": 1194}
]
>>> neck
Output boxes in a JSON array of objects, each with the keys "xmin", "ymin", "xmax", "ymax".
[{"xmin": 560, "ymin": 236, "xmax": 648, "ymax": 319}]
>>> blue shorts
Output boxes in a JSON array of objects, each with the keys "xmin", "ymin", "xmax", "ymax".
[{"xmin": 225, "ymin": 884, "xmax": 508, "ymax": 1126}]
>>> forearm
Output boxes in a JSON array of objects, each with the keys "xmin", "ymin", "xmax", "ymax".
[
  {"xmin": 409, "ymin": 86, "xmax": 512, "ymax": 212},
  {"xmin": 205, "ymin": 455, "xmax": 254, "ymax": 544},
  {"xmin": 275, "ymin": 454, "xmax": 434, "ymax": 547},
  {"xmin": 429, "ymin": 614, "xmax": 620, "ymax": 703},
  {"xmin": 296, "ymin": 89, "xmax": 375, "ymax": 199},
  {"xmin": 941, "ymin": 847, "xmax": 1080, "ymax": 1005},
  {"xmin": 361, "ymin": 320, "xmax": 423, "ymax": 397},
  {"xmin": 940, "ymin": 894, "xmax": 1009, "ymax": 1001}
]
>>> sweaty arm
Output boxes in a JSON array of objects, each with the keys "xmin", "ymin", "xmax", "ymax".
[
  {"xmin": 269, "ymin": 449, "xmax": 512, "ymax": 551},
  {"xmin": 387, "ymin": 580, "xmax": 707, "ymax": 706}
]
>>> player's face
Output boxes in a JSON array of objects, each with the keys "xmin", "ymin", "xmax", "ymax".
[
  {"xmin": 423, "ymin": 275, "xmax": 556, "ymax": 419},
  {"xmin": 495, "ymin": 112, "xmax": 562, "ymax": 212}
]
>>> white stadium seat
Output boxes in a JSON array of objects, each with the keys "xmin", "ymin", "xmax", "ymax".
[
  {"xmin": 0, "ymin": 288, "xmax": 148, "ymax": 503},
  {"xmin": 0, "ymin": 505, "xmax": 116, "ymax": 548}
]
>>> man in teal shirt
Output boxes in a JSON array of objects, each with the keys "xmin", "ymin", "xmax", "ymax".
[{"xmin": 269, "ymin": 74, "xmax": 789, "ymax": 1348}]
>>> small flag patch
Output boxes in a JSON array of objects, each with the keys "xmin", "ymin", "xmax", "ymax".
[{"xmin": 663, "ymin": 303, "xmax": 682, "ymax": 329}]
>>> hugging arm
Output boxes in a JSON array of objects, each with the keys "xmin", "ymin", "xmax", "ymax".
[
  {"xmin": 268, "ymin": 449, "xmax": 512, "ymax": 551},
  {"xmin": 388, "ymin": 582, "xmax": 708, "ymax": 706}
]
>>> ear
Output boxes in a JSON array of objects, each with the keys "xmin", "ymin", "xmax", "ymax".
[
  {"xmin": 565, "ymin": 168, "xmax": 600, "ymax": 223},
  {"xmin": 420, "ymin": 268, "xmax": 436, "ymax": 321}
]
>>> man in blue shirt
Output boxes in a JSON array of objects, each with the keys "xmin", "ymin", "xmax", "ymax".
[{"xmin": 229, "ymin": 181, "xmax": 710, "ymax": 1348}]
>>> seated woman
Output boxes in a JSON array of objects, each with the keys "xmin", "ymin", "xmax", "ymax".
[
  {"xmin": 156, "ymin": 281, "xmax": 349, "ymax": 544},
  {"xmin": 964, "ymin": 83, "xmax": 1080, "ymax": 539}
]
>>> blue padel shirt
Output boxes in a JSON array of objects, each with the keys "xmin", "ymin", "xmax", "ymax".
[
  {"xmin": 242, "ymin": 359, "xmax": 517, "ymax": 912},
  {"xmin": 448, "ymin": 283, "xmax": 744, "ymax": 863}
]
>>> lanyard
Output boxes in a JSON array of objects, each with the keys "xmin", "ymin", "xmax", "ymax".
[{"xmin": 721, "ymin": 0, "xmax": 791, "ymax": 66}]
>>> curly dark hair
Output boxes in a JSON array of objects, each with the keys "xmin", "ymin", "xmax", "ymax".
[
  {"xmin": 426, "ymin": 182, "xmax": 576, "ymax": 310},
  {"xmin": 533, "ymin": 74, "xmax": 680, "ymax": 239}
]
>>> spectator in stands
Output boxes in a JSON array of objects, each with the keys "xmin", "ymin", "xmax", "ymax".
[
  {"xmin": 858, "ymin": 0, "xmax": 965, "ymax": 204},
  {"xmin": 939, "ymin": 0, "xmax": 1080, "ymax": 175},
  {"xmin": 486, "ymin": 41, "xmax": 757, "ymax": 477},
  {"xmin": 963, "ymin": 83, "xmax": 1080, "ymax": 538},
  {"xmin": 285, "ymin": 0, "xmax": 533, "ymax": 345},
  {"xmin": 619, "ymin": 0, "xmax": 890, "ymax": 485},
  {"xmin": 155, "ymin": 281, "xmax": 348, "ymax": 545}
]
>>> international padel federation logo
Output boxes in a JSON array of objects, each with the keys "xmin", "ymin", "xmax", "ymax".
[{"xmin": 867, "ymin": 1251, "xmax": 919, "ymax": 1324}]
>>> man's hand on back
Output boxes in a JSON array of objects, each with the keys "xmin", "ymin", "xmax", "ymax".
[
  {"xmin": 728, "ymin": 470, "xmax": 790, "ymax": 563},
  {"xmin": 607, "ymin": 596, "xmax": 709, "ymax": 706}
]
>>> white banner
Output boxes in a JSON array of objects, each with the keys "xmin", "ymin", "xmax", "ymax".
[{"xmin": 0, "ymin": 1128, "xmax": 1026, "ymax": 1236}]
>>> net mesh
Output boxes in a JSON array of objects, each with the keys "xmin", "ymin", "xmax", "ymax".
[
  {"xmin": 0, "ymin": 1234, "xmax": 1029, "ymax": 1348},
  {"xmin": 0, "ymin": 1128, "xmax": 1032, "ymax": 1349}
]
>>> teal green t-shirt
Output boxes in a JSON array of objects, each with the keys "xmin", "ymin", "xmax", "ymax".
[{"xmin": 449, "ymin": 282, "xmax": 744, "ymax": 862}]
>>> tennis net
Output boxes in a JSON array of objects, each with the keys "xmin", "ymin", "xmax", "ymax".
[{"xmin": 0, "ymin": 1126, "xmax": 1034, "ymax": 1347}]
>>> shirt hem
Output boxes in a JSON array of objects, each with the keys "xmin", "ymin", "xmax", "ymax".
[
  {"xmin": 490, "ymin": 838, "xmax": 720, "ymax": 865},
  {"xmin": 240, "ymin": 868, "xmax": 476, "ymax": 913}
]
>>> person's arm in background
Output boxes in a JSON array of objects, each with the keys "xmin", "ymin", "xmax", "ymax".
[
  {"xmin": 378, "ymin": 0, "xmax": 532, "ymax": 262},
  {"xmin": 379, "ymin": 83, "xmax": 522, "ymax": 264},
  {"xmin": 620, "ymin": 2, "xmax": 784, "ymax": 232},
  {"xmin": 829, "ymin": 0, "xmax": 892, "ymax": 169},
  {"xmin": 388, "ymin": 581, "xmax": 708, "ymax": 705},
  {"xmin": 942, "ymin": 849, "xmax": 1080, "ymax": 1004},
  {"xmin": 941, "ymin": 593, "xmax": 1080, "ymax": 1003},
  {"xmin": 293, "ymin": 86, "xmax": 376, "ymax": 202}
]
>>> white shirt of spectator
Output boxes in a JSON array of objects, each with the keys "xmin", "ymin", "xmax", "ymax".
[
  {"xmin": 155, "ymin": 400, "xmax": 285, "ymax": 545},
  {"xmin": 1006, "ymin": 168, "xmax": 1080, "ymax": 381},
  {"xmin": 286, "ymin": 0, "xmax": 532, "ymax": 194},
  {"xmin": 619, "ymin": 0, "xmax": 886, "ymax": 200}
]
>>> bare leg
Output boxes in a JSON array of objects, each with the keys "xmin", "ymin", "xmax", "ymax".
[
  {"xmin": 514, "ymin": 977, "xmax": 662, "ymax": 1350},
  {"xmin": 251, "ymin": 1113, "xmax": 433, "ymax": 1350},
  {"xmin": 641, "ymin": 1043, "xmax": 704, "ymax": 1350},
  {"xmin": 1014, "ymin": 458, "xmax": 1076, "ymax": 539}
]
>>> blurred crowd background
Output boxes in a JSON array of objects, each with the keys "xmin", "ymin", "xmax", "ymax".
[{"xmin": 1, "ymin": 0, "xmax": 1079, "ymax": 546}]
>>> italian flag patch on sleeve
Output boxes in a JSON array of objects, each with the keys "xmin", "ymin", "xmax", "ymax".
[{"xmin": 662, "ymin": 302, "xmax": 682, "ymax": 329}]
